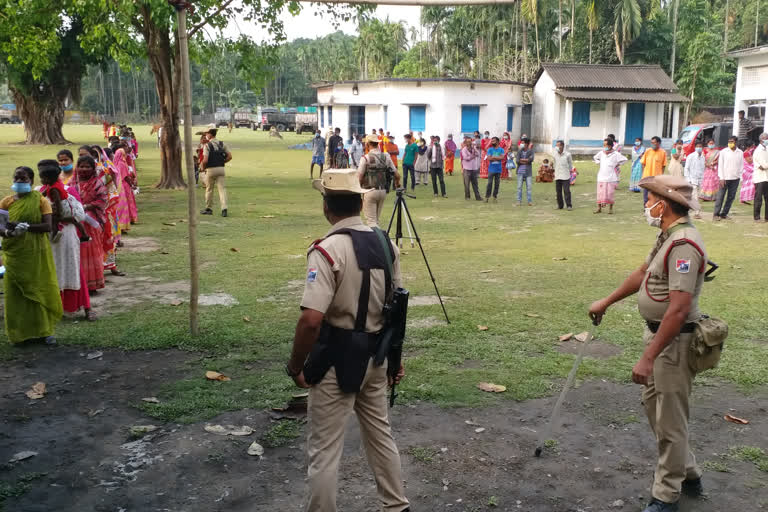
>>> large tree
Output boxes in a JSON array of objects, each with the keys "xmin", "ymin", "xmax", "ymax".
[
  {"xmin": 77, "ymin": 0, "xmax": 357, "ymax": 189},
  {"xmin": 0, "ymin": 2, "xmax": 103, "ymax": 144}
]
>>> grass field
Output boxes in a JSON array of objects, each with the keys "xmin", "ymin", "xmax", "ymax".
[{"xmin": 1, "ymin": 123, "xmax": 766, "ymax": 423}]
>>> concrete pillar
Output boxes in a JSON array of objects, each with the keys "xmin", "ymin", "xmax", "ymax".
[
  {"xmin": 656, "ymin": 104, "xmax": 664, "ymax": 138},
  {"xmin": 564, "ymin": 99, "xmax": 572, "ymax": 146},
  {"xmin": 603, "ymin": 101, "xmax": 611, "ymax": 140},
  {"xmin": 765, "ymin": 92, "xmax": 768, "ymax": 132},
  {"xmin": 618, "ymin": 102, "xmax": 628, "ymax": 146},
  {"xmin": 672, "ymin": 104, "xmax": 681, "ymax": 140}
]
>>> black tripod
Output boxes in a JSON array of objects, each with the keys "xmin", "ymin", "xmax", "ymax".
[{"xmin": 386, "ymin": 188, "xmax": 450, "ymax": 324}]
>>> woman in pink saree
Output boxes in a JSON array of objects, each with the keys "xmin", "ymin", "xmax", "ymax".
[{"xmin": 112, "ymin": 145, "xmax": 133, "ymax": 233}]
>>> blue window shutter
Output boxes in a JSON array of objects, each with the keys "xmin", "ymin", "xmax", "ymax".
[
  {"xmin": 320, "ymin": 107, "xmax": 325, "ymax": 128},
  {"xmin": 506, "ymin": 107, "xmax": 514, "ymax": 132},
  {"xmin": 461, "ymin": 106, "xmax": 480, "ymax": 133},
  {"xmin": 572, "ymin": 102, "xmax": 590, "ymax": 127},
  {"xmin": 384, "ymin": 106, "xmax": 389, "ymax": 130},
  {"xmin": 328, "ymin": 106, "xmax": 333, "ymax": 126},
  {"xmin": 409, "ymin": 106, "xmax": 426, "ymax": 131}
]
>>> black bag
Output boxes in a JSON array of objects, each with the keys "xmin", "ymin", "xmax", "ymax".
[{"xmin": 207, "ymin": 141, "xmax": 227, "ymax": 168}]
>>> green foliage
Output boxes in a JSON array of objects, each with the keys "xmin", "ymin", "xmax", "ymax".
[
  {"xmin": 730, "ymin": 446, "xmax": 768, "ymax": 472},
  {"xmin": 262, "ymin": 420, "xmax": 303, "ymax": 448},
  {"xmin": 407, "ymin": 446, "xmax": 438, "ymax": 463},
  {"xmin": 393, "ymin": 42, "xmax": 439, "ymax": 78},
  {"xmin": 357, "ymin": 18, "xmax": 407, "ymax": 80}
]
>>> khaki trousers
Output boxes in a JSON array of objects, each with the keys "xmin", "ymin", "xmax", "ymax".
[
  {"xmin": 362, "ymin": 189, "xmax": 388, "ymax": 228},
  {"xmin": 641, "ymin": 329, "xmax": 701, "ymax": 504},
  {"xmin": 690, "ymin": 184, "xmax": 701, "ymax": 217},
  {"xmin": 204, "ymin": 166, "xmax": 228, "ymax": 210},
  {"xmin": 306, "ymin": 360, "xmax": 409, "ymax": 512}
]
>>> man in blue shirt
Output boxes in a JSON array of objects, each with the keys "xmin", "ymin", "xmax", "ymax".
[
  {"xmin": 516, "ymin": 138, "xmax": 535, "ymax": 205},
  {"xmin": 485, "ymin": 137, "xmax": 505, "ymax": 202}
]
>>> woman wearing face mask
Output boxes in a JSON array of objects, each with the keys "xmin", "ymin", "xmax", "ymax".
[
  {"xmin": 0, "ymin": 166, "xmax": 63, "ymax": 345},
  {"xmin": 630, "ymin": 138, "xmax": 645, "ymax": 192},
  {"xmin": 668, "ymin": 143, "xmax": 685, "ymax": 178},
  {"xmin": 500, "ymin": 132, "xmax": 512, "ymax": 180},
  {"xmin": 414, "ymin": 138, "xmax": 429, "ymax": 187},
  {"xmin": 75, "ymin": 156, "xmax": 108, "ymax": 292},
  {"xmin": 699, "ymin": 139, "xmax": 720, "ymax": 201},
  {"xmin": 739, "ymin": 141, "xmax": 756, "ymax": 205}
]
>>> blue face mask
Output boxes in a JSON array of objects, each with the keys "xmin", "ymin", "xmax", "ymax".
[
  {"xmin": 695, "ymin": 147, "xmax": 703, "ymax": 154},
  {"xmin": 634, "ymin": 141, "xmax": 641, "ymax": 146},
  {"xmin": 671, "ymin": 148, "xmax": 677, "ymax": 155},
  {"xmin": 60, "ymin": 163, "xmax": 73, "ymax": 172},
  {"xmin": 11, "ymin": 182, "xmax": 32, "ymax": 194},
  {"xmin": 763, "ymin": 140, "xmax": 768, "ymax": 147}
]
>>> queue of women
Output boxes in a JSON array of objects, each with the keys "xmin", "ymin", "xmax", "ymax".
[{"xmin": 1, "ymin": 129, "xmax": 140, "ymax": 345}]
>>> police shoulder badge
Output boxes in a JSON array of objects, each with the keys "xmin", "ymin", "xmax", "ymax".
[
  {"xmin": 307, "ymin": 268, "xmax": 318, "ymax": 282},
  {"xmin": 675, "ymin": 259, "xmax": 691, "ymax": 273}
]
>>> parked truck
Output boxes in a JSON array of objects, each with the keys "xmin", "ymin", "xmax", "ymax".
[
  {"xmin": 0, "ymin": 108, "xmax": 21, "ymax": 124},
  {"xmin": 294, "ymin": 112, "xmax": 318, "ymax": 134},
  {"xmin": 233, "ymin": 110, "xmax": 254, "ymax": 128},
  {"xmin": 257, "ymin": 108, "xmax": 297, "ymax": 132}
]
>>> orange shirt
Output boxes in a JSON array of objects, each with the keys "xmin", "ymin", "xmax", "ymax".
[
  {"xmin": 641, "ymin": 148, "xmax": 668, "ymax": 178},
  {"xmin": 384, "ymin": 142, "xmax": 399, "ymax": 167}
]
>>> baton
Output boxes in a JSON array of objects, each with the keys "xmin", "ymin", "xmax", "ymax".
[{"xmin": 534, "ymin": 321, "xmax": 598, "ymax": 457}]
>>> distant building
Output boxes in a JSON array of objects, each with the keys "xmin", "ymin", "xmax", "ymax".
[
  {"xmin": 312, "ymin": 78, "xmax": 528, "ymax": 143},
  {"xmin": 531, "ymin": 63, "xmax": 688, "ymax": 154},
  {"xmin": 727, "ymin": 44, "xmax": 768, "ymax": 133}
]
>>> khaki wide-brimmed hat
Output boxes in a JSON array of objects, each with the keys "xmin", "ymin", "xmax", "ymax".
[
  {"xmin": 639, "ymin": 175, "xmax": 700, "ymax": 212},
  {"xmin": 312, "ymin": 169, "xmax": 372, "ymax": 195},
  {"xmin": 364, "ymin": 135, "xmax": 380, "ymax": 145},
  {"xmin": 206, "ymin": 123, "xmax": 217, "ymax": 132}
]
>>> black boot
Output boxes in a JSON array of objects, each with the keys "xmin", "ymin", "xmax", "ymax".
[
  {"xmin": 642, "ymin": 498, "xmax": 678, "ymax": 512},
  {"xmin": 681, "ymin": 477, "xmax": 704, "ymax": 497},
  {"xmin": 200, "ymin": 208, "xmax": 213, "ymax": 215},
  {"xmin": 221, "ymin": 209, "xmax": 228, "ymax": 218}
]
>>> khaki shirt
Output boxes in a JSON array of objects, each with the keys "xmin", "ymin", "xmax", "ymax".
[
  {"xmin": 638, "ymin": 218, "xmax": 707, "ymax": 323},
  {"xmin": 357, "ymin": 148, "xmax": 399, "ymax": 188},
  {"xmin": 301, "ymin": 216, "xmax": 402, "ymax": 332}
]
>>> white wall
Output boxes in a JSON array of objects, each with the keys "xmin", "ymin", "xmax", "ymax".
[
  {"xmin": 733, "ymin": 52, "xmax": 768, "ymax": 133},
  {"xmin": 532, "ymin": 71, "xmax": 557, "ymax": 143},
  {"xmin": 316, "ymin": 80, "xmax": 525, "ymax": 145}
]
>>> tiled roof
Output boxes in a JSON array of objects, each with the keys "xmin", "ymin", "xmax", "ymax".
[{"xmin": 536, "ymin": 63, "xmax": 678, "ymax": 91}]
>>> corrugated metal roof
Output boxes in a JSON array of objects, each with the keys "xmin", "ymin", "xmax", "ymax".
[
  {"xmin": 727, "ymin": 44, "xmax": 768, "ymax": 58},
  {"xmin": 539, "ymin": 63, "xmax": 678, "ymax": 91},
  {"xmin": 311, "ymin": 77, "xmax": 531, "ymax": 88},
  {"xmin": 555, "ymin": 90, "xmax": 689, "ymax": 103}
]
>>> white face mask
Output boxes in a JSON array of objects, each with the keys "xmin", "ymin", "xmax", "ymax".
[{"xmin": 644, "ymin": 200, "xmax": 664, "ymax": 228}]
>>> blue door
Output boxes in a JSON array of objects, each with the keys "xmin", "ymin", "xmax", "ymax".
[
  {"xmin": 409, "ymin": 106, "xmax": 426, "ymax": 131},
  {"xmin": 624, "ymin": 103, "xmax": 645, "ymax": 145},
  {"xmin": 506, "ymin": 107, "xmax": 514, "ymax": 132},
  {"xmin": 461, "ymin": 106, "xmax": 480, "ymax": 133}
]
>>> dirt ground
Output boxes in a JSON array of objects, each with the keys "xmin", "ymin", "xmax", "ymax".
[{"xmin": 1, "ymin": 347, "xmax": 766, "ymax": 512}]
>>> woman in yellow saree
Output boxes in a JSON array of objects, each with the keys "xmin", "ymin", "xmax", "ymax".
[{"xmin": 1, "ymin": 166, "xmax": 62, "ymax": 344}]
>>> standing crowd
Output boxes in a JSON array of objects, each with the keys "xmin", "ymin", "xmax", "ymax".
[{"xmin": 1, "ymin": 126, "xmax": 141, "ymax": 345}]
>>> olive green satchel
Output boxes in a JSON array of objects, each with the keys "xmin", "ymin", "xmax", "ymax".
[{"xmin": 690, "ymin": 315, "xmax": 728, "ymax": 373}]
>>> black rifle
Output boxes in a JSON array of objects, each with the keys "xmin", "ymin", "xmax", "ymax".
[{"xmin": 375, "ymin": 287, "xmax": 409, "ymax": 407}]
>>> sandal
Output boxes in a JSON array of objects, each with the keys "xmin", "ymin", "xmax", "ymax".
[
  {"xmin": 110, "ymin": 268, "xmax": 126, "ymax": 276},
  {"xmin": 85, "ymin": 310, "xmax": 98, "ymax": 322}
]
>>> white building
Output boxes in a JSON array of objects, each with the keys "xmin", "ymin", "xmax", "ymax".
[
  {"xmin": 531, "ymin": 63, "xmax": 688, "ymax": 154},
  {"xmin": 313, "ymin": 78, "xmax": 528, "ymax": 143},
  {"xmin": 728, "ymin": 44, "xmax": 768, "ymax": 134}
]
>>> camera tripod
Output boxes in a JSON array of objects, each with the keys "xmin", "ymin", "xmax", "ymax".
[{"xmin": 386, "ymin": 188, "xmax": 450, "ymax": 324}]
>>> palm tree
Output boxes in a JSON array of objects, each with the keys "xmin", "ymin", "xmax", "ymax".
[
  {"xmin": 587, "ymin": 0, "xmax": 599, "ymax": 64},
  {"xmin": 613, "ymin": 0, "xmax": 642, "ymax": 64},
  {"xmin": 521, "ymin": 0, "xmax": 541, "ymax": 68}
]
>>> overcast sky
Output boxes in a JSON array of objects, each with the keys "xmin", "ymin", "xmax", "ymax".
[{"xmin": 231, "ymin": 4, "xmax": 422, "ymax": 42}]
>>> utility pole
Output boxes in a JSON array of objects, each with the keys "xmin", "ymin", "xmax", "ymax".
[{"xmin": 170, "ymin": 0, "xmax": 200, "ymax": 336}]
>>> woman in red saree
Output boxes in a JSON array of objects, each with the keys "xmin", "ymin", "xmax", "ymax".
[
  {"xmin": 93, "ymin": 146, "xmax": 124, "ymax": 275},
  {"xmin": 479, "ymin": 133, "xmax": 491, "ymax": 179},
  {"xmin": 75, "ymin": 156, "xmax": 107, "ymax": 292},
  {"xmin": 500, "ymin": 132, "xmax": 512, "ymax": 180},
  {"xmin": 122, "ymin": 144, "xmax": 139, "ymax": 224}
]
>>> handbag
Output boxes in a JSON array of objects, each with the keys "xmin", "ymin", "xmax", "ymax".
[{"xmin": 689, "ymin": 315, "xmax": 728, "ymax": 373}]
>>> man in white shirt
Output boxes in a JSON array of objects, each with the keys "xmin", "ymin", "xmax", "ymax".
[
  {"xmin": 684, "ymin": 141, "xmax": 706, "ymax": 219},
  {"xmin": 552, "ymin": 140, "xmax": 574, "ymax": 210},
  {"xmin": 753, "ymin": 133, "xmax": 768, "ymax": 222},
  {"xmin": 714, "ymin": 136, "xmax": 744, "ymax": 221}
]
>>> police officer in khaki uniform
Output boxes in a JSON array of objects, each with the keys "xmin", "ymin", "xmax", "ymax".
[
  {"xmin": 589, "ymin": 175, "xmax": 707, "ymax": 512},
  {"xmin": 286, "ymin": 169, "xmax": 410, "ymax": 512},
  {"xmin": 358, "ymin": 136, "xmax": 400, "ymax": 228}
]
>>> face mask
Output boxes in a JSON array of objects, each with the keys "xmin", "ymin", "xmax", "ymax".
[
  {"xmin": 708, "ymin": 144, "xmax": 715, "ymax": 149},
  {"xmin": 695, "ymin": 147, "xmax": 703, "ymax": 154},
  {"xmin": 503, "ymin": 136, "xmax": 509, "ymax": 140},
  {"xmin": 11, "ymin": 182, "xmax": 32, "ymax": 194},
  {"xmin": 763, "ymin": 140, "xmax": 768, "ymax": 147},
  {"xmin": 671, "ymin": 148, "xmax": 677, "ymax": 155},
  {"xmin": 644, "ymin": 201, "xmax": 664, "ymax": 228},
  {"xmin": 634, "ymin": 141, "xmax": 641, "ymax": 146},
  {"xmin": 652, "ymin": 144, "xmax": 659, "ymax": 149},
  {"xmin": 728, "ymin": 143, "xmax": 736, "ymax": 149},
  {"xmin": 60, "ymin": 163, "xmax": 73, "ymax": 172},
  {"xmin": 604, "ymin": 146, "xmax": 612, "ymax": 153}
]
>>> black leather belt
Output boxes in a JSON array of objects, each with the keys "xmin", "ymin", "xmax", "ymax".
[{"xmin": 646, "ymin": 321, "xmax": 696, "ymax": 334}]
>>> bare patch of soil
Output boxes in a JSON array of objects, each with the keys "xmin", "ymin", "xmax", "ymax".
[
  {"xmin": 410, "ymin": 295, "xmax": 455, "ymax": 306},
  {"xmin": 89, "ymin": 275, "xmax": 238, "ymax": 315},
  {"xmin": 118, "ymin": 237, "xmax": 161, "ymax": 254},
  {"xmin": 1, "ymin": 348, "xmax": 766, "ymax": 512},
  {"xmin": 557, "ymin": 340, "xmax": 624, "ymax": 359},
  {"xmin": 407, "ymin": 316, "xmax": 445, "ymax": 329}
]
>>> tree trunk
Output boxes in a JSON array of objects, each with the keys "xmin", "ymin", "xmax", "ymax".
[
  {"xmin": 670, "ymin": 0, "xmax": 680, "ymax": 80},
  {"xmin": 723, "ymin": 0, "xmax": 730, "ymax": 55},
  {"xmin": 589, "ymin": 28, "xmax": 593, "ymax": 64},
  {"xmin": 116, "ymin": 61, "xmax": 126, "ymax": 116},
  {"xmin": 139, "ymin": 6, "xmax": 185, "ymax": 189},
  {"xmin": 558, "ymin": 0, "xmax": 563, "ymax": 60},
  {"xmin": 570, "ymin": 0, "xmax": 575, "ymax": 57},
  {"xmin": 615, "ymin": 31, "xmax": 624, "ymax": 64},
  {"xmin": 11, "ymin": 87, "xmax": 70, "ymax": 145},
  {"xmin": 522, "ymin": 18, "xmax": 529, "ymax": 82}
]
